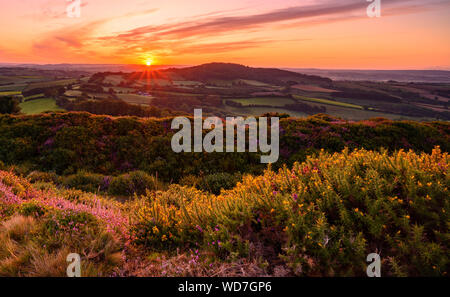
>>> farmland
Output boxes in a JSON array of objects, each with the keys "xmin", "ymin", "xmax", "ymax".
[
  {"xmin": 227, "ymin": 97, "xmax": 296, "ymax": 107},
  {"xmin": 0, "ymin": 63, "xmax": 448, "ymax": 120},
  {"xmin": 19, "ymin": 98, "xmax": 64, "ymax": 114},
  {"xmin": 293, "ymin": 95, "xmax": 364, "ymax": 109}
]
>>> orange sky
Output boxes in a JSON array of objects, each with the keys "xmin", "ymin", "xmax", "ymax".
[{"xmin": 0, "ymin": 0, "xmax": 449, "ymax": 69}]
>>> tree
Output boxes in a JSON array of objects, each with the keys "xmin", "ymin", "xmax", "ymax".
[{"xmin": 0, "ymin": 96, "xmax": 21, "ymax": 114}]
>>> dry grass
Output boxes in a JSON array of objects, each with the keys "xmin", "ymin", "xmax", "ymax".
[{"xmin": 0, "ymin": 215, "xmax": 124, "ymax": 276}]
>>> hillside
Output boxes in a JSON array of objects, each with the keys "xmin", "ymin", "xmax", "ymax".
[
  {"xmin": 162, "ymin": 63, "xmax": 333, "ymax": 86},
  {"xmin": 2, "ymin": 64, "xmax": 449, "ymax": 121},
  {"xmin": 0, "ymin": 147, "xmax": 448, "ymax": 276},
  {"xmin": 0, "ymin": 112, "xmax": 448, "ymax": 181}
]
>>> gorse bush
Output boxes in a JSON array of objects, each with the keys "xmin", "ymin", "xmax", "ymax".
[
  {"xmin": 197, "ymin": 172, "xmax": 242, "ymax": 195},
  {"xmin": 0, "ymin": 113, "xmax": 448, "ymax": 181},
  {"xmin": 0, "ymin": 147, "xmax": 448, "ymax": 276},
  {"xmin": 27, "ymin": 170, "xmax": 163, "ymax": 197},
  {"xmin": 108, "ymin": 171, "xmax": 163, "ymax": 196},
  {"xmin": 130, "ymin": 147, "xmax": 449, "ymax": 276},
  {"xmin": 27, "ymin": 171, "xmax": 58, "ymax": 184},
  {"xmin": 62, "ymin": 171, "xmax": 105, "ymax": 193}
]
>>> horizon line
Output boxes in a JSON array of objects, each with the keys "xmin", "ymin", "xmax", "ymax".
[{"xmin": 0, "ymin": 62, "xmax": 449, "ymax": 72}]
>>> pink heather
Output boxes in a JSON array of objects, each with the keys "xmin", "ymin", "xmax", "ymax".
[{"xmin": 0, "ymin": 171, "xmax": 129, "ymax": 240}]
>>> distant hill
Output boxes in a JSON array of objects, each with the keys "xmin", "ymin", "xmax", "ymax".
[
  {"xmin": 162, "ymin": 63, "xmax": 332, "ymax": 86},
  {"xmin": 285, "ymin": 68, "xmax": 450, "ymax": 83}
]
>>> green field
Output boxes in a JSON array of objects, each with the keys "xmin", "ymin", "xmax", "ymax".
[
  {"xmin": 173, "ymin": 80, "xmax": 202, "ymax": 86},
  {"xmin": 117, "ymin": 93, "xmax": 154, "ymax": 105},
  {"xmin": 293, "ymin": 95, "xmax": 363, "ymax": 109},
  {"xmin": 23, "ymin": 79, "xmax": 77, "ymax": 92},
  {"xmin": 228, "ymin": 97, "xmax": 296, "ymax": 107},
  {"xmin": 24, "ymin": 93, "xmax": 45, "ymax": 101},
  {"xmin": 134, "ymin": 78, "xmax": 172, "ymax": 87},
  {"xmin": 223, "ymin": 105, "xmax": 308, "ymax": 118},
  {"xmin": 64, "ymin": 90, "xmax": 83, "ymax": 97},
  {"xmin": 109, "ymin": 87, "xmax": 135, "ymax": 93},
  {"xmin": 0, "ymin": 84, "xmax": 27, "ymax": 92},
  {"xmin": 236, "ymin": 79, "xmax": 273, "ymax": 87},
  {"xmin": 150, "ymin": 90, "xmax": 202, "ymax": 97},
  {"xmin": 0, "ymin": 91, "xmax": 21, "ymax": 96},
  {"xmin": 19, "ymin": 98, "xmax": 65, "ymax": 114}
]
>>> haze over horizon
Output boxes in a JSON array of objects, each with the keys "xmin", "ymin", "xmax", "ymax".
[{"xmin": 0, "ymin": 0, "xmax": 449, "ymax": 69}]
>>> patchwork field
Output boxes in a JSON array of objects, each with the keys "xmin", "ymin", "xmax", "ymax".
[
  {"xmin": 0, "ymin": 91, "xmax": 21, "ymax": 96},
  {"xmin": 227, "ymin": 97, "xmax": 296, "ymax": 107},
  {"xmin": 117, "ymin": 94, "xmax": 154, "ymax": 105},
  {"xmin": 19, "ymin": 98, "xmax": 65, "ymax": 114},
  {"xmin": 293, "ymin": 95, "xmax": 364, "ymax": 109},
  {"xmin": 23, "ymin": 79, "xmax": 77, "ymax": 92},
  {"xmin": 292, "ymin": 84, "xmax": 336, "ymax": 93}
]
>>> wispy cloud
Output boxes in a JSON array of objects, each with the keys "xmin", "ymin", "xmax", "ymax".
[{"xmin": 25, "ymin": 0, "xmax": 450, "ymax": 64}]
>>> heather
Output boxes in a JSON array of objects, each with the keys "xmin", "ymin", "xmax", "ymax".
[
  {"xmin": 0, "ymin": 113, "xmax": 448, "ymax": 183},
  {"xmin": 1, "ymin": 147, "xmax": 448, "ymax": 276},
  {"xmin": 0, "ymin": 171, "xmax": 126, "ymax": 276}
]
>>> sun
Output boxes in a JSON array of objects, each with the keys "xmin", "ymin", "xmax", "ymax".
[{"xmin": 145, "ymin": 59, "xmax": 153, "ymax": 66}]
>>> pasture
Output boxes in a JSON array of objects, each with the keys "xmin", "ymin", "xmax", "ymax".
[
  {"xmin": 19, "ymin": 98, "xmax": 65, "ymax": 114},
  {"xmin": 227, "ymin": 97, "xmax": 296, "ymax": 107},
  {"xmin": 293, "ymin": 95, "xmax": 363, "ymax": 109},
  {"xmin": 117, "ymin": 94, "xmax": 154, "ymax": 105}
]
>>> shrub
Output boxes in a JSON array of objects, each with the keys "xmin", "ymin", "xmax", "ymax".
[
  {"xmin": 19, "ymin": 201, "xmax": 47, "ymax": 218},
  {"xmin": 179, "ymin": 174, "xmax": 202, "ymax": 188},
  {"xmin": 130, "ymin": 147, "xmax": 449, "ymax": 276},
  {"xmin": 0, "ymin": 96, "xmax": 21, "ymax": 114},
  {"xmin": 198, "ymin": 172, "xmax": 241, "ymax": 195},
  {"xmin": 108, "ymin": 171, "xmax": 161, "ymax": 196},
  {"xmin": 0, "ymin": 113, "xmax": 448, "ymax": 182},
  {"xmin": 27, "ymin": 171, "xmax": 58, "ymax": 184},
  {"xmin": 63, "ymin": 171, "xmax": 105, "ymax": 193}
]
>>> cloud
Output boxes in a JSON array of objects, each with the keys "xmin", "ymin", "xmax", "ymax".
[
  {"xmin": 108, "ymin": 0, "xmax": 438, "ymax": 41},
  {"xmin": 29, "ymin": 0, "xmax": 450, "ymax": 62}
]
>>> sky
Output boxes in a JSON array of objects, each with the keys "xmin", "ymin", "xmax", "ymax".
[{"xmin": 0, "ymin": 0, "xmax": 449, "ymax": 69}]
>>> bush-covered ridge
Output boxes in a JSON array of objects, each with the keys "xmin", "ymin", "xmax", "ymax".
[
  {"xmin": 0, "ymin": 112, "xmax": 448, "ymax": 181},
  {"xmin": 1, "ymin": 147, "xmax": 448, "ymax": 276}
]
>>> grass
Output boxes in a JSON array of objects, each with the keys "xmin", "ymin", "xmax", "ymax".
[
  {"xmin": 228, "ymin": 97, "xmax": 296, "ymax": 107},
  {"xmin": 0, "ymin": 91, "xmax": 21, "ymax": 96},
  {"xmin": 23, "ymin": 79, "xmax": 77, "ymax": 92},
  {"xmin": 150, "ymin": 90, "xmax": 202, "ymax": 97},
  {"xmin": 24, "ymin": 93, "xmax": 44, "ymax": 101},
  {"xmin": 0, "ymin": 84, "xmax": 27, "ymax": 92},
  {"xmin": 133, "ymin": 78, "xmax": 173, "ymax": 87},
  {"xmin": 292, "ymin": 84, "xmax": 336, "ymax": 93},
  {"xmin": 223, "ymin": 105, "xmax": 308, "ymax": 118},
  {"xmin": 64, "ymin": 90, "xmax": 82, "ymax": 97},
  {"xmin": 19, "ymin": 98, "xmax": 65, "ymax": 114},
  {"xmin": 173, "ymin": 80, "xmax": 202, "ymax": 86},
  {"xmin": 293, "ymin": 95, "xmax": 363, "ymax": 109},
  {"xmin": 117, "ymin": 94, "xmax": 154, "ymax": 105},
  {"xmin": 103, "ymin": 75, "xmax": 125, "ymax": 86},
  {"xmin": 237, "ymin": 79, "xmax": 272, "ymax": 87}
]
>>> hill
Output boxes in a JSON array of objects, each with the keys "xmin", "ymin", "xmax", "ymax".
[
  {"xmin": 162, "ymin": 63, "xmax": 332, "ymax": 86},
  {"xmin": 0, "ymin": 112, "xmax": 448, "ymax": 181}
]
